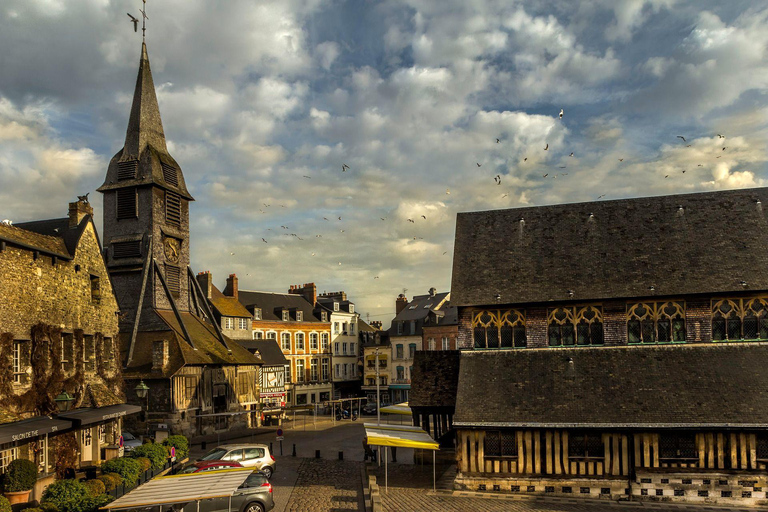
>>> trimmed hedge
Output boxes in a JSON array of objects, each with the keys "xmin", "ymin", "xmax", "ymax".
[
  {"xmin": 41, "ymin": 479, "xmax": 112, "ymax": 512},
  {"xmin": 100, "ymin": 458, "xmax": 141, "ymax": 487},
  {"xmin": 96, "ymin": 473, "xmax": 119, "ymax": 492},
  {"xmin": 83, "ymin": 479, "xmax": 105, "ymax": 497},
  {"xmin": 134, "ymin": 457, "xmax": 151, "ymax": 473},
  {"xmin": 20, "ymin": 508, "xmax": 44, "ymax": 512},
  {"xmin": 129, "ymin": 443, "xmax": 167, "ymax": 470},
  {"xmin": 0, "ymin": 496, "xmax": 11, "ymax": 512},
  {"xmin": 4, "ymin": 458, "xmax": 38, "ymax": 492},
  {"xmin": 162, "ymin": 435, "xmax": 190, "ymax": 460}
]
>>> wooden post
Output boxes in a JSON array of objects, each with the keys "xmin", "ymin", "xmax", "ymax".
[
  {"xmin": 622, "ymin": 436, "xmax": 629, "ymax": 476},
  {"xmin": 524, "ymin": 431, "xmax": 533, "ymax": 474},
  {"xmin": 740, "ymin": 433, "xmax": 748, "ymax": 470},
  {"xmin": 707, "ymin": 433, "xmax": 715, "ymax": 469},
  {"xmin": 517, "ymin": 431, "xmax": 524, "ymax": 474},
  {"xmin": 643, "ymin": 434, "xmax": 651, "ymax": 467},
  {"xmin": 534, "ymin": 430, "xmax": 541, "ymax": 474},
  {"xmin": 652, "ymin": 434, "xmax": 659, "ymax": 468},
  {"xmin": 697, "ymin": 434, "xmax": 705, "ymax": 467},
  {"xmin": 717, "ymin": 433, "xmax": 724, "ymax": 469},
  {"xmin": 562, "ymin": 431, "xmax": 569, "ymax": 475},
  {"xmin": 634, "ymin": 434, "xmax": 641, "ymax": 468},
  {"xmin": 612, "ymin": 435, "xmax": 620, "ymax": 476},
  {"xmin": 545, "ymin": 431, "xmax": 553, "ymax": 474},
  {"xmin": 730, "ymin": 433, "xmax": 738, "ymax": 469},
  {"xmin": 554, "ymin": 431, "xmax": 561, "ymax": 475},
  {"xmin": 603, "ymin": 434, "xmax": 611, "ymax": 474},
  {"xmin": 478, "ymin": 431, "xmax": 485, "ymax": 473},
  {"xmin": 749, "ymin": 434, "xmax": 757, "ymax": 470}
]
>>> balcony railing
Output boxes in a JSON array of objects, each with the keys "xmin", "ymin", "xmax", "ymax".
[{"xmin": 391, "ymin": 378, "xmax": 411, "ymax": 385}]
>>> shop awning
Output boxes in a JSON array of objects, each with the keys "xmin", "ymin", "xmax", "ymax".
[
  {"xmin": 364, "ymin": 423, "xmax": 438, "ymax": 450},
  {"xmin": 58, "ymin": 404, "xmax": 142, "ymax": 426},
  {"xmin": 102, "ymin": 467, "xmax": 252, "ymax": 509},
  {"xmin": 379, "ymin": 402, "xmax": 412, "ymax": 416},
  {"xmin": 0, "ymin": 416, "xmax": 72, "ymax": 445}
]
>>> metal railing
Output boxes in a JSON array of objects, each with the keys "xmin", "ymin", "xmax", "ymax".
[{"xmin": 108, "ymin": 458, "xmax": 181, "ymax": 500}]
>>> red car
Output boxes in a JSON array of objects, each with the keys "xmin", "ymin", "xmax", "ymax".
[{"xmin": 177, "ymin": 460, "xmax": 244, "ymax": 474}]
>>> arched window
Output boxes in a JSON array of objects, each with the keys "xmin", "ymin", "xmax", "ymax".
[
  {"xmin": 472, "ymin": 309, "xmax": 526, "ymax": 349},
  {"xmin": 548, "ymin": 306, "xmax": 603, "ymax": 346},
  {"xmin": 712, "ymin": 297, "xmax": 768, "ymax": 341},
  {"xmin": 295, "ymin": 333, "xmax": 305, "ymax": 350},
  {"xmin": 309, "ymin": 333, "xmax": 319, "ymax": 350},
  {"xmin": 627, "ymin": 302, "xmax": 686, "ymax": 344},
  {"xmin": 281, "ymin": 332, "xmax": 290, "ymax": 351}
]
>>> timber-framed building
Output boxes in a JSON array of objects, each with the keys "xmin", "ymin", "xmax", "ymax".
[{"xmin": 418, "ymin": 187, "xmax": 768, "ymax": 505}]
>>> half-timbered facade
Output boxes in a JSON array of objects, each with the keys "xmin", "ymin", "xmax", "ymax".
[{"xmin": 433, "ymin": 187, "xmax": 768, "ymax": 505}]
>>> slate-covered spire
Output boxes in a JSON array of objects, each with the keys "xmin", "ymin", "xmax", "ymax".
[{"xmin": 124, "ymin": 42, "xmax": 167, "ymax": 156}]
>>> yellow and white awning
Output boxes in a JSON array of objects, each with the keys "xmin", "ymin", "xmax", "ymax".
[
  {"xmin": 364, "ymin": 423, "xmax": 439, "ymax": 450},
  {"xmin": 102, "ymin": 467, "xmax": 252, "ymax": 509}
]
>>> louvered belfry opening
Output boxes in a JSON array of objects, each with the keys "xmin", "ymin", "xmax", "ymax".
[
  {"xmin": 117, "ymin": 160, "xmax": 139, "ymax": 180},
  {"xmin": 162, "ymin": 162, "xmax": 179, "ymax": 187},
  {"xmin": 112, "ymin": 240, "xmax": 142, "ymax": 259},
  {"xmin": 116, "ymin": 188, "xmax": 138, "ymax": 219},
  {"xmin": 165, "ymin": 264, "xmax": 181, "ymax": 297},
  {"xmin": 166, "ymin": 191, "xmax": 181, "ymax": 227}
]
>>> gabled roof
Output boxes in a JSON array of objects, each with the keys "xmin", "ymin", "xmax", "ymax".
[
  {"xmin": 0, "ymin": 217, "xmax": 89, "ymax": 260},
  {"xmin": 454, "ymin": 344, "xmax": 768, "ymax": 428},
  {"xmin": 451, "ymin": 187, "xmax": 768, "ymax": 307},
  {"xmin": 235, "ymin": 339, "xmax": 288, "ymax": 366},
  {"xmin": 13, "ymin": 214, "xmax": 93, "ymax": 258},
  {"xmin": 317, "ymin": 296, "xmax": 356, "ymax": 314},
  {"xmin": 209, "ymin": 286, "xmax": 251, "ymax": 318},
  {"xmin": 238, "ymin": 290, "xmax": 322, "ymax": 322},
  {"xmin": 391, "ymin": 292, "xmax": 450, "ymax": 323},
  {"xmin": 98, "ymin": 43, "xmax": 192, "ymax": 200}
]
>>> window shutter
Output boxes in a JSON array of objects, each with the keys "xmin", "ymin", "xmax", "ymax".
[
  {"xmin": 161, "ymin": 162, "xmax": 179, "ymax": 186},
  {"xmin": 112, "ymin": 240, "xmax": 142, "ymax": 259},
  {"xmin": 166, "ymin": 191, "xmax": 181, "ymax": 226},
  {"xmin": 117, "ymin": 160, "xmax": 138, "ymax": 181},
  {"xmin": 116, "ymin": 188, "xmax": 137, "ymax": 219},
  {"xmin": 165, "ymin": 265, "xmax": 181, "ymax": 296}
]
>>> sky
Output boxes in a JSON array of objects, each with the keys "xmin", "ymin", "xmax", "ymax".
[{"xmin": 1, "ymin": 0, "xmax": 767, "ymax": 325}]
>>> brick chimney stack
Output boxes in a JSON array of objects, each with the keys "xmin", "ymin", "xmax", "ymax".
[
  {"xmin": 224, "ymin": 274, "xmax": 238, "ymax": 299},
  {"xmin": 196, "ymin": 271, "xmax": 212, "ymax": 299},
  {"xmin": 68, "ymin": 199, "xmax": 93, "ymax": 228},
  {"xmin": 370, "ymin": 320, "xmax": 383, "ymax": 330},
  {"xmin": 396, "ymin": 294, "xmax": 408, "ymax": 314},
  {"xmin": 289, "ymin": 283, "xmax": 317, "ymax": 305}
]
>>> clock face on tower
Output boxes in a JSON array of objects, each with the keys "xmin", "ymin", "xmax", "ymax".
[{"xmin": 164, "ymin": 237, "xmax": 180, "ymax": 263}]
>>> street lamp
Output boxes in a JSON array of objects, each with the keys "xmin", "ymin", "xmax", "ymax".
[
  {"xmin": 134, "ymin": 380, "xmax": 150, "ymax": 436},
  {"xmin": 54, "ymin": 390, "xmax": 74, "ymax": 412},
  {"xmin": 375, "ymin": 348, "xmax": 381, "ymax": 426}
]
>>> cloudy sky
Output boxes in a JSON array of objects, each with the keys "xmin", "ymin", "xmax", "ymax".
[{"xmin": 1, "ymin": 0, "xmax": 767, "ymax": 324}]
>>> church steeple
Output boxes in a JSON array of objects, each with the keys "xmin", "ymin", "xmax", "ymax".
[{"xmin": 124, "ymin": 42, "xmax": 167, "ymax": 156}]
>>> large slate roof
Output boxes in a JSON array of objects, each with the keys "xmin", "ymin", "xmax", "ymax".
[
  {"xmin": 454, "ymin": 344, "xmax": 768, "ymax": 428},
  {"xmin": 410, "ymin": 351, "xmax": 460, "ymax": 409},
  {"xmin": 451, "ymin": 187, "xmax": 768, "ymax": 306},
  {"xmin": 238, "ymin": 290, "xmax": 321, "ymax": 322},
  {"xmin": 210, "ymin": 285, "xmax": 251, "ymax": 318},
  {"xmin": 235, "ymin": 339, "xmax": 288, "ymax": 366},
  {"xmin": 3, "ymin": 215, "xmax": 94, "ymax": 260}
]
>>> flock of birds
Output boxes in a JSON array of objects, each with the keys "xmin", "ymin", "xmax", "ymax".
[{"xmin": 237, "ymin": 107, "xmax": 735, "ymax": 278}]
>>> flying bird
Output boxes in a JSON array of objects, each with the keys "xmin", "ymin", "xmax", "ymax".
[
  {"xmin": 476, "ymin": 163, "xmax": 481, "ymax": 167},
  {"xmin": 407, "ymin": 219, "xmax": 415, "ymax": 223},
  {"xmin": 77, "ymin": 193, "xmax": 89, "ymax": 202},
  {"xmin": 494, "ymin": 175, "xmax": 501, "ymax": 185},
  {"xmin": 496, "ymin": 138, "xmax": 500, "ymax": 143},
  {"xmin": 338, "ymin": 216, "xmax": 342, "ymax": 220},
  {"xmin": 380, "ymin": 217, "xmax": 386, "ymax": 221},
  {"xmin": 323, "ymin": 217, "xmax": 329, "ymax": 221},
  {"xmin": 338, "ymin": 262, "xmax": 342, "ymax": 266},
  {"xmin": 342, "ymin": 164, "xmax": 350, "ymax": 172},
  {"xmin": 569, "ymin": 152, "xmax": 574, "ymax": 157},
  {"xmin": 501, "ymin": 193, "xmax": 509, "ymax": 198},
  {"xmin": 543, "ymin": 173, "xmax": 548, "ymax": 178},
  {"xmin": 523, "ymin": 157, "xmax": 528, "ymax": 162},
  {"xmin": 544, "ymin": 144, "xmax": 549, "ymax": 151},
  {"xmin": 374, "ymin": 276, "xmax": 379, "ymax": 279},
  {"xmin": 558, "ymin": 166, "xmax": 566, "ymax": 169},
  {"xmin": 677, "ymin": 136, "xmax": 686, "ymax": 142},
  {"xmin": 127, "ymin": 13, "xmax": 139, "ymax": 32},
  {"xmin": 718, "ymin": 134, "xmax": 725, "ymax": 138},
  {"xmin": 230, "ymin": 252, "xmax": 235, "ymax": 256},
  {"xmin": 311, "ymin": 252, "xmax": 316, "ymax": 256},
  {"xmin": 618, "ymin": 158, "xmax": 624, "ymax": 162},
  {"xmin": 722, "ymin": 147, "xmax": 727, "ymax": 151},
  {"xmin": 682, "ymin": 170, "xmax": 686, "ymax": 173},
  {"xmin": 261, "ymin": 238, "xmax": 267, "ymax": 243},
  {"xmin": 597, "ymin": 194, "xmax": 605, "ymax": 199},
  {"xmin": 665, "ymin": 175, "xmax": 669, "ymax": 178},
  {"xmin": 316, "ymin": 234, "xmax": 322, "ymax": 238},
  {"xmin": 559, "ymin": 109, "xmax": 563, "ymax": 119},
  {"xmin": 340, "ymin": 229, "xmax": 345, "ymax": 233},
  {"xmin": 303, "ymin": 175, "xmax": 311, "ymax": 179},
  {"xmin": 421, "ymin": 215, "xmax": 427, "ymax": 219}
]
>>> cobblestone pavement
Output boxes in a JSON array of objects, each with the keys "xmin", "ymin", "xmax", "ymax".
[{"xmin": 284, "ymin": 458, "xmax": 364, "ymax": 512}]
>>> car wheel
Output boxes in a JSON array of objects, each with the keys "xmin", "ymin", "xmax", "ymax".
[
  {"xmin": 243, "ymin": 502, "xmax": 264, "ymax": 512},
  {"xmin": 261, "ymin": 466, "xmax": 273, "ymax": 479}
]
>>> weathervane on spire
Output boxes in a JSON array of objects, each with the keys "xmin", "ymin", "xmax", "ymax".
[{"xmin": 126, "ymin": 0, "xmax": 148, "ymax": 40}]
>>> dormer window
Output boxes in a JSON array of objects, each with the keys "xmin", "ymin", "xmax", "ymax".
[
  {"xmin": 282, "ymin": 310, "xmax": 289, "ymax": 322},
  {"xmin": 253, "ymin": 308, "xmax": 262, "ymax": 320},
  {"xmin": 297, "ymin": 311, "xmax": 303, "ymax": 322},
  {"xmin": 334, "ymin": 302, "xmax": 339, "ymax": 312},
  {"xmin": 349, "ymin": 304, "xmax": 354, "ymax": 313},
  {"xmin": 321, "ymin": 312, "xmax": 328, "ymax": 322}
]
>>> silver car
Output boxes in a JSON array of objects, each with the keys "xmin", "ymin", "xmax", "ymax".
[
  {"xmin": 196, "ymin": 471, "xmax": 274, "ymax": 512},
  {"xmin": 198, "ymin": 444, "xmax": 276, "ymax": 479}
]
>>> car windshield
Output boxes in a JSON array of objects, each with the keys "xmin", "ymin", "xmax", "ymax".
[
  {"xmin": 177, "ymin": 465, "xmax": 200, "ymax": 474},
  {"xmin": 200, "ymin": 449, "xmax": 228, "ymax": 461},
  {"xmin": 239, "ymin": 473, "xmax": 267, "ymax": 489},
  {"xmin": 122, "ymin": 432, "xmax": 136, "ymax": 441}
]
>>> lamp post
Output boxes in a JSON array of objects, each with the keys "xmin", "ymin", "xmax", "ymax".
[
  {"xmin": 375, "ymin": 348, "xmax": 381, "ymax": 426},
  {"xmin": 134, "ymin": 380, "xmax": 150, "ymax": 436},
  {"xmin": 54, "ymin": 390, "xmax": 74, "ymax": 413}
]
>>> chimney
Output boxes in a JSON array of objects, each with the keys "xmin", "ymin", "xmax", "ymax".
[
  {"xmin": 370, "ymin": 320, "xmax": 383, "ymax": 330},
  {"xmin": 428, "ymin": 287, "xmax": 437, "ymax": 297},
  {"xmin": 196, "ymin": 271, "xmax": 212, "ymax": 299},
  {"xmin": 289, "ymin": 283, "xmax": 317, "ymax": 305},
  {"xmin": 396, "ymin": 294, "xmax": 408, "ymax": 314},
  {"xmin": 224, "ymin": 274, "xmax": 238, "ymax": 299},
  {"xmin": 68, "ymin": 199, "xmax": 93, "ymax": 228}
]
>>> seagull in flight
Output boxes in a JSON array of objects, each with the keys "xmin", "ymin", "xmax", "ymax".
[
  {"xmin": 380, "ymin": 217, "xmax": 386, "ymax": 221},
  {"xmin": 544, "ymin": 144, "xmax": 549, "ymax": 151},
  {"xmin": 559, "ymin": 109, "xmax": 563, "ymax": 119},
  {"xmin": 597, "ymin": 194, "xmax": 605, "ymax": 199},
  {"xmin": 543, "ymin": 173, "xmax": 548, "ymax": 178},
  {"xmin": 421, "ymin": 215, "xmax": 427, "ymax": 219},
  {"xmin": 569, "ymin": 152, "xmax": 574, "ymax": 157},
  {"xmin": 496, "ymin": 138, "xmax": 500, "ymax": 143},
  {"xmin": 677, "ymin": 135, "xmax": 686, "ymax": 142},
  {"xmin": 523, "ymin": 157, "xmax": 528, "ymax": 162},
  {"xmin": 407, "ymin": 219, "xmax": 415, "ymax": 223},
  {"xmin": 261, "ymin": 238, "xmax": 267, "ymax": 243},
  {"xmin": 374, "ymin": 276, "xmax": 379, "ymax": 279},
  {"xmin": 127, "ymin": 13, "xmax": 139, "ymax": 32},
  {"xmin": 476, "ymin": 162, "xmax": 481, "ymax": 167},
  {"xmin": 718, "ymin": 134, "xmax": 725, "ymax": 138},
  {"xmin": 618, "ymin": 158, "xmax": 624, "ymax": 162},
  {"xmin": 342, "ymin": 163, "xmax": 350, "ymax": 172},
  {"xmin": 303, "ymin": 175, "xmax": 311, "ymax": 179}
]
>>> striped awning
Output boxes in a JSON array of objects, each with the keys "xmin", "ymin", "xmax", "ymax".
[
  {"xmin": 102, "ymin": 467, "xmax": 252, "ymax": 509},
  {"xmin": 364, "ymin": 423, "xmax": 439, "ymax": 450},
  {"xmin": 379, "ymin": 402, "xmax": 412, "ymax": 416}
]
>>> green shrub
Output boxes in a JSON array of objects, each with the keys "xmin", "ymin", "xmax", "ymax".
[
  {"xmin": 129, "ymin": 443, "xmax": 168, "ymax": 470},
  {"xmin": 40, "ymin": 480, "xmax": 88, "ymax": 512},
  {"xmin": 162, "ymin": 435, "xmax": 190, "ymax": 460},
  {"xmin": 105, "ymin": 472, "xmax": 123, "ymax": 487},
  {"xmin": 20, "ymin": 508, "xmax": 44, "ymax": 512},
  {"xmin": 100, "ymin": 458, "xmax": 141, "ymax": 487},
  {"xmin": 134, "ymin": 457, "xmax": 151, "ymax": 473},
  {"xmin": 96, "ymin": 474, "xmax": 117, "ymax": 492},
  {"xmin": 82, "ymin": 479, "xmax": 105, "ymax": 497},
  {"xmin": 4, "ymin": 458, "xmax": 38, "ymax": 492},
  {"xmin": 39, "ymin": 504, "xmax": 59, "ymax": 512},
  {"xmin": 0, "ymin": 496, "xmax": 11, "ymax": 512}
]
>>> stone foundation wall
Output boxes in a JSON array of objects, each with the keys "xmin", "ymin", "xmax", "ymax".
[
  {"xmin": 455, "ymin": 473, "xmax": 629, "ymax": 500},
  {"xmin": 633, "ymin": 470, "xmax": 768, "ymax": 506}
]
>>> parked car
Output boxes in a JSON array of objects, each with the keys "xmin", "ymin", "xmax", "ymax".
[
  {"xmin": 184, "ymin": 470, "xmax": 274, "ymax": 512},
  {"xmin": 362, "ymin": 403, "xmax": 377, "ymax": 415},
  {"xmin": 177, "ymin": 460, "xmax": 243, "ymax": 474},
  {"xmin": 121, "ymin": 431, "xmax": 143, "ymax": 452},
  {"xmin": 198, "ymin": 444, "xmax": 276, "ymax": 479}
]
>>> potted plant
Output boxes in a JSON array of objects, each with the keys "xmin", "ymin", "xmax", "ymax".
[{"xmin": 3, "ymin": 458, "xmax": 37, "ymax": 505}]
